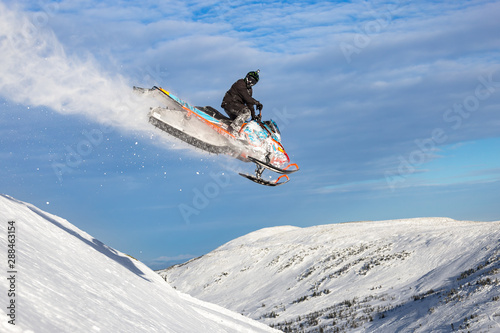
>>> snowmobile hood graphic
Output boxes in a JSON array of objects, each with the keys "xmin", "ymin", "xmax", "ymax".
[{"xmin": 134, "ymin": 86, "xmax": 299, "ymax": 186}]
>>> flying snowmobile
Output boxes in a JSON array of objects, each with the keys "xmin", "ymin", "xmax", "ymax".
[{"xmin": 134, "ymin": 86, "xmax": 299, "ymax": 186}]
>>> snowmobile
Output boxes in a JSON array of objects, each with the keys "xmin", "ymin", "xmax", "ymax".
[{"xmin": 134, "ymin": 86, "xmax": 299, "ymax": 186}]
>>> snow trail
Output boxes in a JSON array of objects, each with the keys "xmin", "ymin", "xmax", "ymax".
[{"xmin": 0, "ymin": 3, "xmax": 152, "ymax": 134}]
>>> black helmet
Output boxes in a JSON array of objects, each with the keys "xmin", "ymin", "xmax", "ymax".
[{"xmin": 245, "ymin": 69, "xmax": 260, "ymax": 86}]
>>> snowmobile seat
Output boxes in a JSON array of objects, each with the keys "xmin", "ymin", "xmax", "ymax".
[{"xmin": 196, "ymin": 106, "xmax": 232, "ymax": 124}]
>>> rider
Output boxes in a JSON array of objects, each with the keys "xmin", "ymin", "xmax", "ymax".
[{"xmin": 221, "ymin": 70, "xmax": 263, "ymax": 134}]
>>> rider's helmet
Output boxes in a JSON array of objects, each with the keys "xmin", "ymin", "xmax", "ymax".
[{"xmin": 245, "ymin": 70, "xmax": 260, "ymax": 87}]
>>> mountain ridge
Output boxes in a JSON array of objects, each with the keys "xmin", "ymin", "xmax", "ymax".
[{"xmin": 161, "ymin": 217, "xmax": 500, "ymax": 332}]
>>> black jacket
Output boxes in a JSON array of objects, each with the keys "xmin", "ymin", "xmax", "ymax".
[{"xmin": 221, "ymin": 79, "xmax": 258, "ymax": 118}]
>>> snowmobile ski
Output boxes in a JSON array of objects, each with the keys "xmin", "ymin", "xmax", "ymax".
[
  {"xmin": 238, "ymin": 173, "xmax": 290, "ymax": 186},
  {"xmin": 247, "ymin": 156, "xmax": 299, "ymax": 175}
]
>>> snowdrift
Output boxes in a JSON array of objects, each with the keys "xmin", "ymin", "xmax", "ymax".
[
  {"xmin": 161, "ymin": 218, "xmax": 500, "ymax": 332},
  {"xmin": 0, "ymin": 194, "xmax": 278, "ymax": 333}
]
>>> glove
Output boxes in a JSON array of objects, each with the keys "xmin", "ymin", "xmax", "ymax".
[{"xmin": 256, "ymin": 102, "xmax": 263, "ymax": 111}]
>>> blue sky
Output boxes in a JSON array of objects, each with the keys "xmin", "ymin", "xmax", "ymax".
[{"xmin": 1, "ymin": 0, "xmax": 499, "ymax": 269}]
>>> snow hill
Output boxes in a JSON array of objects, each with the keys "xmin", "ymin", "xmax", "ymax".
[
  {"xmin": 0, "ymin": 194, "xmax": 278, "ymax": 333},
  {"xmin": 160, "ymin": 219, "xmax": 500, "ymax": 332}
]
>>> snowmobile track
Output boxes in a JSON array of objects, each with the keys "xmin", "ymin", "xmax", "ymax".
[{"xmin": 149, "ymin": 116, "xmax": 234, "ymax": 155}]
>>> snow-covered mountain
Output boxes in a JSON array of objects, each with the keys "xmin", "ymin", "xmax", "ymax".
[
  {"xmin": 0, "ymin": 194, "xmax": 278, "ymax": 333},
  {"xmin": 160, "ymin": 218, "xmax": 500, "ymax": 332}
]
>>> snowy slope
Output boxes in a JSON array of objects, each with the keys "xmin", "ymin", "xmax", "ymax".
[
  {"xmin": 160, "ymin": 218, "xmax": 500, "ymax": 332},
  {"xmin": 0, "ymin": 194, "xmax": 278, "ymax": 333}
]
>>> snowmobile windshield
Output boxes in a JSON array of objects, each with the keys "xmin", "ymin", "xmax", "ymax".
[
  {"xmin": 263, "ymin": 120, "xmax": 281, "ymax": 142},
  {"xmin": 267, "ymin": 120, "xmax": 280, "ymax": 135}
]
